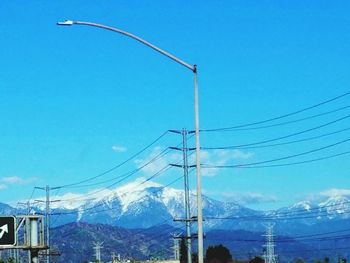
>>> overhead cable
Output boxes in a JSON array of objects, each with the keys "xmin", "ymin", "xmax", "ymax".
[{"xmin": 201, "ymin": 91, "xmax": 350, "ymax": 132}]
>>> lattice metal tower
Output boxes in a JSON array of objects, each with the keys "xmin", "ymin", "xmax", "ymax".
[
  {"xmin": 93, "ymin": 242, "xmax": 104, "ymax": 263},
  {"xmin": 262, "ymin": 223, "xmax": 278, "ymax": 263},
  {"xmin": 172, "ymin": 233, "xmax": 181, "ymax": 260}
]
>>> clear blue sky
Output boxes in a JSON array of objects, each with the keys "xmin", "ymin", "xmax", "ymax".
[{"xmin": 1, "ymin": 0, "xmax": 350, "ymax": 210}]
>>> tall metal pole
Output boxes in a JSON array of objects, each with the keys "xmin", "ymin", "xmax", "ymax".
[
  {"xmin": 57, "ymin": 20, "xmax": 204, "ymax": 263},
  {"xmin": 182, "ymin": 129, "xmax": 192, "ymax": 263},
  {"xmin": 46, "ymin": 185, "xmax": 50, "ymax": 263},
  {"xmin": 193, "ymin": 67, "xmax": 203, "ymax": 263}
]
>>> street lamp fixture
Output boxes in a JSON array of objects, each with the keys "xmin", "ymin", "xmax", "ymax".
[
  {"xmin": 57, "ymin": 20, "xmax": 204, "ymax": 263},
  {"xmin": 56, "ymin": 20, "xmax": 74, "ymax": 26}
]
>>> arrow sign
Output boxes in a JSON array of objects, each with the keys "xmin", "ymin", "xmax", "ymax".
[
  {"xmin": 0, "ymin": 216, "xmax": 16, "ymax": 246},
  {"xmin": 0, "ymin": 224, "xmax": 8, "ymax": 239}
]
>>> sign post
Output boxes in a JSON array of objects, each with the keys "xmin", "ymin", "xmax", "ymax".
[{"xmin": 0, "ymin": 216, "xmax": 16, "ymax": 247}]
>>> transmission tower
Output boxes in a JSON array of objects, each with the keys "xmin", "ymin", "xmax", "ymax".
[
  {"xmin": 111, "ymin": 252, "xmax": 117, "ymax": 263},
  {"xmin": 171, "ymin": 233, "xmax": 181, "ymax": 260},
  {"xmin": 35, "ymin": 185, "xmax": 61, "ymax": 263},
  {"xmin": 170, "ymin": 129, "xmax": 194, "ymax": 263},
  {"xmin": 262, "ymin": 223, "xmax": 278, "ymax": 263},
  {"xmin": 93, "ymin": 242, "xmax": 104, "ymax": 263}
]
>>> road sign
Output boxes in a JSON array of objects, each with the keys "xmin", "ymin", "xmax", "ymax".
[{"xmin": 0, "ymin": 216, "xmax": 16, "ymax": 246}]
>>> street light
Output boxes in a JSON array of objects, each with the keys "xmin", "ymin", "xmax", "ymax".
[{"xmin": 57, "ymin": 20, "xmax": 204, "ymax": 263}]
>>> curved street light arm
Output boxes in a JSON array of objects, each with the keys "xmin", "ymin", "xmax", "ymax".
[
  {"xmin": 58, "ymin": 20, "xmax": 196, "ymax": 73},
  {"xmin": 57, "ymin": 19, "xmax": 203, "ymax": 263}
]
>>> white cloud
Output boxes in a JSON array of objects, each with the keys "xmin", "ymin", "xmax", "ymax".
[
  {"xmin": 112, "ymin": 145, "xmax": 127, "ymax": 153},
  {"xmin": 134, "ymin": 147, "xmax": 253, "ymax": 177},
  {"xmin": 320, "ymin": 188, "xmax": 350, "ymax": 197},
  {"xmin": 198, "ymin": 149, "xmax": 254, "ymax": 177},
  {"xmin": 135, "ymin": 147, "xmax": 182, "ymax": 174},
  {"xmin": 301, "ymin": 188, "xmax": 350, "ymax": 204},
  {"xmin": 222, "ymin": 191, "xmax": 277, "ymax": 205},
  {"xmin": 0, "ymin": 176, "xmax": 37, "ymax": 185}
]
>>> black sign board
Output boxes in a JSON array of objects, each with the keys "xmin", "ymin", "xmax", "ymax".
[{"xmin": 0, "ymin": 216, "xmax": 16, "ymax": 246}]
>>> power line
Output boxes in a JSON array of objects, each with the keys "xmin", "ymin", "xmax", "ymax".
[
  {"xmin": 202, "ymin": 197, "xmax": 350, "ymax": 221},
  {"xmin": 50, "ymin": 164, "xmax": 173, "ymax": 216},
  {"xmin": 207, "ymin": 228, "xmax": 350, "ymax": 244},
  {"xmin": 232, "ymin": 150, "xmax": 350, "ymax": 169},
  {"xmin": 48, "ymin": 131, "xmax": 190, "ymax": 202},
  {"xmin": 201, "ymin": 113, "xmax": 350, "ymax": 150},
  {"xmin": 202, "ymin": 126, "xmax": 350, "ymax": 150},
  {"xmin": 54, "ymin": 147, "xmax": 172, "ymax": 204},
  {"xmin": 208, "ymin": 233, "xmax": 350, "ymax": 244},
  {"xmin": 64, "ymin": 147, "xmax": 171, "ymax": 190},
  {"xmin": 49, "ymin": 175, "xmax": 183, "ymax": 229},
  {"xmin": 52, "ymin": 145, "xmax": 194, "ymax": 206},
  {"xmin": 58, "ymin": 130, "xmax": 169, "ymax": 188},
  {"xmin": 214, "ymin": 105, "xmax": 350, "ymax": 132},
  {"xmin": 201, "ymin": 91, "xmax": 350, "ymax": 132},
  {"xmin": 202, "ymin": 137, "xmax": 350, "ymax": 169},
  {"xmin": 204, "ymin": 207, "xmax": 350, "ymax": 221},
  {"xmin": 50, "ymin": 170, "xmax": 190, "ymax": 217}
]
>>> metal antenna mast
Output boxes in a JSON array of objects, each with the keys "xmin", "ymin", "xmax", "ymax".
[{"xmin": 262, "ymin": 223, "xmax": 278, "ymax": 263}]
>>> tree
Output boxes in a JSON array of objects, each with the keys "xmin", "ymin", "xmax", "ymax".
[
  {"xmin": 249, "ymin": 257, "xmax": 264, "ymax": 263},
  {"xmin": 205, "ymin": 244, "xmax": 232, "ymax": 263},
  {"xmin": 179, "ymin": 237, "xmax": 188, "ymax": 263}
]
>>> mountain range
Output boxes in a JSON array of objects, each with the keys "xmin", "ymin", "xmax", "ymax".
[
  {"xmin": 3, "ymin": 179, "xmax": 350, "ymax": 261},
  {"xmin": 7, "ymin": 179, "xmax": 350, "ymax": 234}
]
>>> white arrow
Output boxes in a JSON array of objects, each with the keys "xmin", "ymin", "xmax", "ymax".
[{"xmin": 0, "ymin": 224, "xmax": 8, "ymax": 239}]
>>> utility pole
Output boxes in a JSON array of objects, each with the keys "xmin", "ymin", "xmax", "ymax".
[
  {"xmin": 262, "ymin": 223, "xmax": 278, "ymax": 263},
  {"xmin": 170, "ymin": 129, "xmax": 194, "ymax": 263},
  {"xmin": 35, "ymin": 185, "xmax": 61, "ymax": 263},
  {"xmin": 93, "ymin": 242, "xmax": 104, "ymax": 263}
]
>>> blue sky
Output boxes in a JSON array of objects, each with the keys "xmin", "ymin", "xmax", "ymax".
[{"xmin": 1, "ymin": 1, "xmax": 350, "ymax": 210}]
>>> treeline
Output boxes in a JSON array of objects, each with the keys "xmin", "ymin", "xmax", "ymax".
[{"xmin": 179, "ymin": 240, "xmax": 347, "ymax": 263}]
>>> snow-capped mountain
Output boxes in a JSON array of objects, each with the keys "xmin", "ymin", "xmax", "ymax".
[
  {"xmin": 20, "ymin": 178, "xmax": 256, "ymax": 229},
  {"xmin": 7, "ymin": 180, "xmax": 350, "ymax": 233}
]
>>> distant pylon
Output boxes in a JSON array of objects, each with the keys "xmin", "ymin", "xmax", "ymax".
[
  {"xmin": 93, "ymin": 242, "xmax": 104, "ymax": 262},
  {"xmin": 111, "ymin": 252, "xmax": 117, "ymax": 263},
  {"xmin": 262, "ymin": 223, "xmax": 278, "ymax": 263},
  {"xmin": 172, "ymin": 233, "xmax": 181, "ymax": 260}
]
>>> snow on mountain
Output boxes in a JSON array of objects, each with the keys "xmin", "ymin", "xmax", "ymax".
[
  {"xmin": 291, "ymin": 200, "xmax": 312, "ymax": 211},
  {"xmin": 26, "ymin": 178, "xmax": 254, "ymax": 228},
  {"xmin": 7, "ymin": 181, "xmax": 350, "ymax": 231},
  {"xmin": 318, "ymin": 195, "xmax": 350, "ymax": 219},
  {"xmin": 116, "ymin": 179, "xmax": 163, "ymax": 213},
  {"xmin": 278, "ymin": 193, "xmax": 350, "ymax": 223},
  {"xmin": 23, "ymin": 179, "xmax": 195, "ymax": 227}
]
